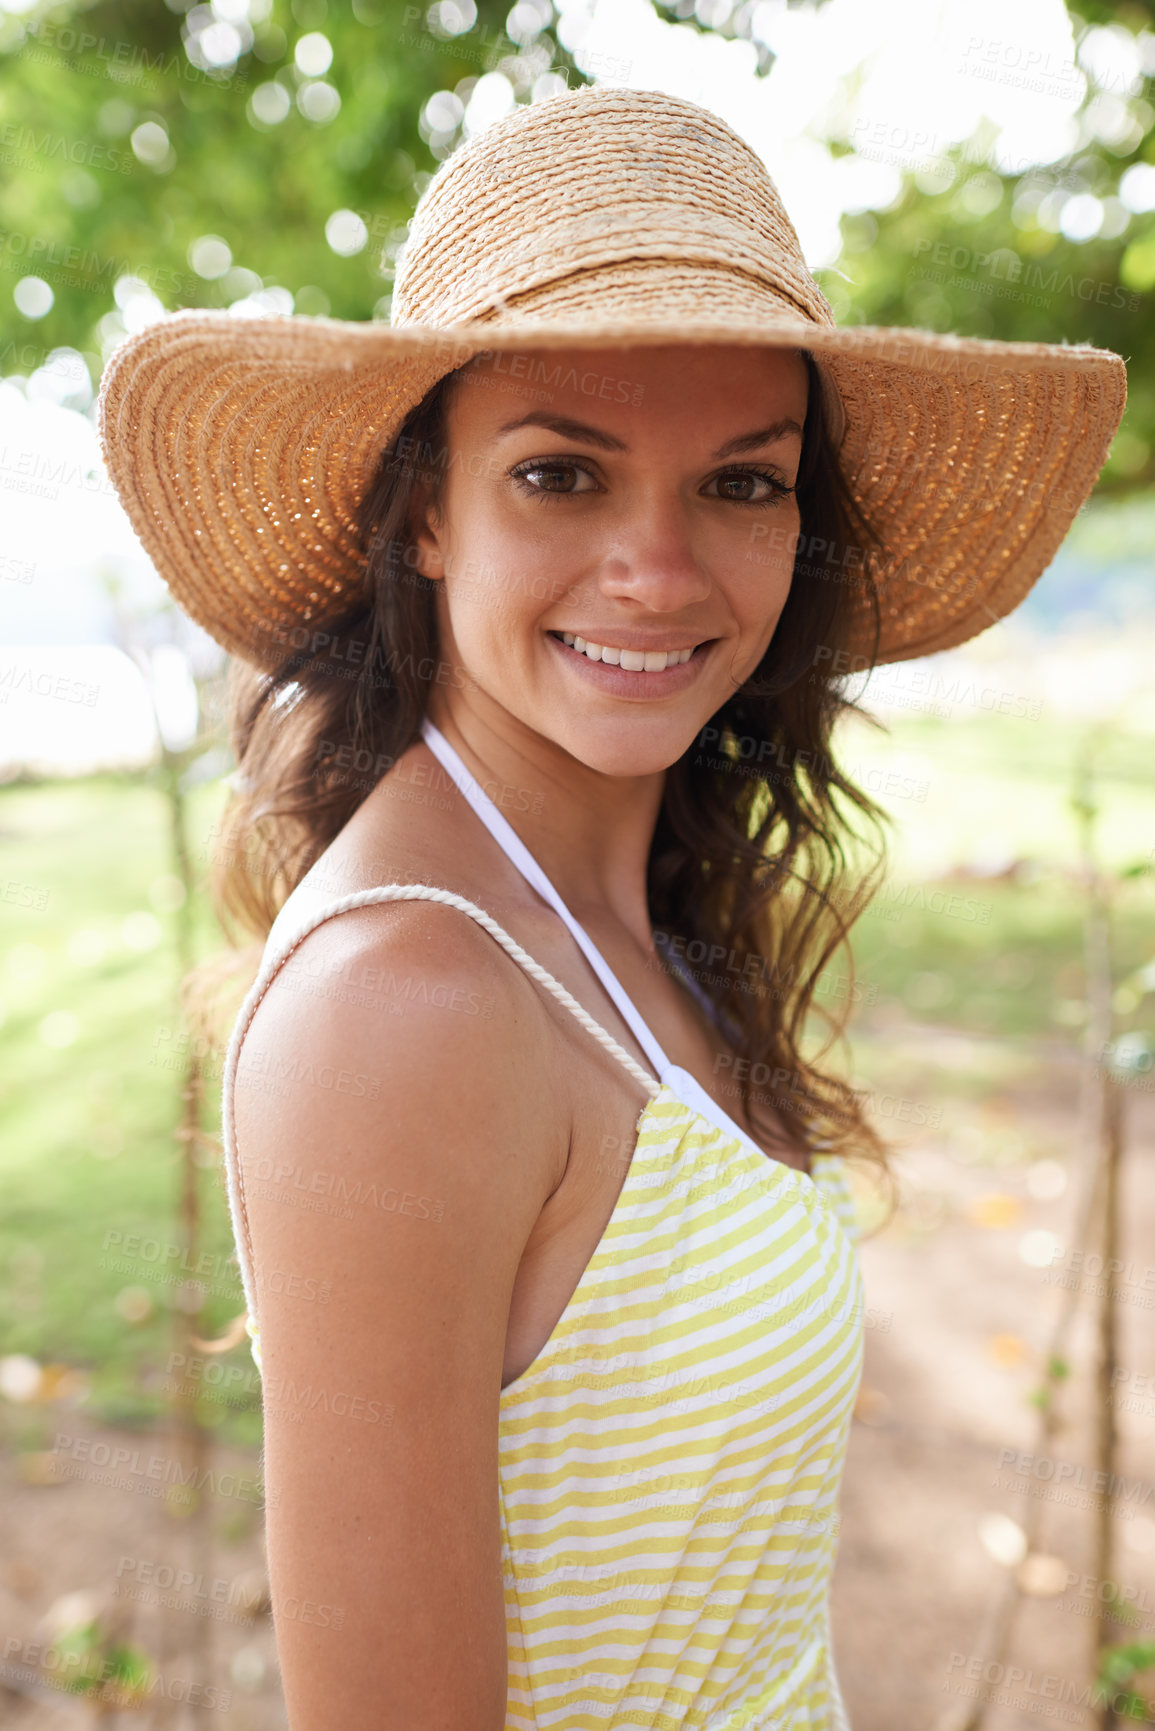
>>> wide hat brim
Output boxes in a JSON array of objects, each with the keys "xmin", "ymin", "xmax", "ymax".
[{"xmin": 96, "ymin": 305, "xmax": 1127, "ymax": 674}]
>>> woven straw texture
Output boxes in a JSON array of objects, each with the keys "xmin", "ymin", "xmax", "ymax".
[{"xmin": 96, "ymin": 84, "xmax": 1127, "ymax": 673}]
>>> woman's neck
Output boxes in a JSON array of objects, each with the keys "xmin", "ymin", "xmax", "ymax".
[{"xmin": 423, "ymin": 699, "xmax": 668, "ymax": 957}]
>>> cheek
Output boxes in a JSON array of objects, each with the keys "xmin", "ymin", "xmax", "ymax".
[
  {"xmin": 730, "ymin": 515, "xmax": 799, "ymax": 623},
  {"xmin": 437, "ymin": 490, "xmax": 516, "ymax": 606},
  {"xmin": 442, "ymin": 552, "xmax": 550, "ymax": 654},
  {"xmin": 445, "ymin": 483, "xmax": 556, "ymax": 584}
]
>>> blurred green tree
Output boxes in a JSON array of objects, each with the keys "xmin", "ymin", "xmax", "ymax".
[
  {"xmin": 814, "ymin": 2, "xmax": 1155, "ymax": 490},
  {"xmin": 0, "ymin": 0, "xmax": 1150, "ymax": 485}
]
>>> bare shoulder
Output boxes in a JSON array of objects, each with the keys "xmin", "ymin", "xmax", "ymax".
[
  {"xmin": 229, "ymin": 897, "xmax": 565, "ymax": 1728},
  {"xmin": 240, "ymin": 889, "xmax": 563, "ymax": 1133},
  {"xmin": 233, "ymin": 894, "xmax": 569, "ymax": 1274}
]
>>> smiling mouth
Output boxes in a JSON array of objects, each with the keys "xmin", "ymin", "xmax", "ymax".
[{"xmin": 548, "ymin": 631, "xmax": 707, "ymax": 672}]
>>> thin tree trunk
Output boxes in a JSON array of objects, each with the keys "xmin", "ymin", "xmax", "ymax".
[
  {"xmin": 1091, "ymin": 1075, "xmax": 1124, "ymax": 1731},
  {"xmin": 935, "ymin": 738, "xmax": 1123, "ymax": 1731},
  {"xmin": 1076, "ymin": 747, "xmax": 1123, "ymax": 1731},
  {"xmin": 152, "ymin": 749, "xmax": 215, "ymax": 1727}
]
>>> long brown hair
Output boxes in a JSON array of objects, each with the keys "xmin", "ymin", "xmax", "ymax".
[{"xmin": 191, "ymin": 348, "xmax": 896, "ymax": 1201}]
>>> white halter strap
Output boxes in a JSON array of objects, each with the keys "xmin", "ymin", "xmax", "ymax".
[{"xmin": 421, "ymin": 717, "xmax": 675, "ymax": 1079}]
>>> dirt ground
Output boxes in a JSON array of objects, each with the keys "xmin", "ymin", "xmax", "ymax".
[
  {"xmin": 3, "ymin": 1022, "xmax": 1153, "ymax": 1731},
  {"xmin": 832, "ymin": 1018, "xmax": 1155, "ymax": 1731}
]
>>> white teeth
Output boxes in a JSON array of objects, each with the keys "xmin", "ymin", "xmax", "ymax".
[{"xmin": 554, "ymin": 633, "xmax": 696, "ymax": 671}]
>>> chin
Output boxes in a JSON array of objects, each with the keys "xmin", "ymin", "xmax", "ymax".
[{"xmin": 544, "ymin": 712, "xmax": 709, "ymax": 781}]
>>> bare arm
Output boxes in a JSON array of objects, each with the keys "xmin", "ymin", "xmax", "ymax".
[{"xmin": 232, "ymin": 902, "xmax": 563, "ymax": 1730}]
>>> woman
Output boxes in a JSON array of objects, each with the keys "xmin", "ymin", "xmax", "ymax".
[{"xmin": 98, "ymin": 85, "xmax": 1125, "ymax": 1731}]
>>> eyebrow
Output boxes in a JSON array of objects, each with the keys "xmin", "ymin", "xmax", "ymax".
[{"xmin": 495, "ymin": 411, "xmax": 804, "ymax": 458}]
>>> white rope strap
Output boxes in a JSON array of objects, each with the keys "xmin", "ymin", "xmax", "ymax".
[
  {"xmin": 269, "ymin": 883, "xmax": 662, "ymax": 1096},
  {"xmin": 225, "ymin": 879, "xmax": 664, "ymax": 1322},
  {"xmin": 224, "ymin": 882, "xmax": 663, "ymax": 1329}
]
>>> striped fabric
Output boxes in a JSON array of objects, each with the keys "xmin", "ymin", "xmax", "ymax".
[
  {"xmin": 227, "ymin": 886, "xmax": 863, "ymax": 1728},
  {"xmin": 497, "ymin": 1086, "xmax": 863, "ymax": 1730}
]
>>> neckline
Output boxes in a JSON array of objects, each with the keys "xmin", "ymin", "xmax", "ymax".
[
  {"xmin": 499, "ymin": 1084, "xmax": 839, "ymax": 1401},
  {"xmin": 241, "ymin": 1084, "xmax": 843, "ymax": 1395},
  {"xmin": 422, "ymin": 716, "xmax": 673, "ymax": 1079},
  {"xmin": 421, "ymin": 716, "xmax": 819, "ymax": 1184}
]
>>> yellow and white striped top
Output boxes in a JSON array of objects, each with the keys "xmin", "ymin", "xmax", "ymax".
[
  {"xmin": 494, "ymin": 1083, "xmax": 861, "ymax": 1731},
  {"xmin": 221, "ymin": 718, "xmax": 863, "ymax": 1729},
  {"xmin": 224, "ymin": 888, "xmax": 863, "ymax": 1729}
]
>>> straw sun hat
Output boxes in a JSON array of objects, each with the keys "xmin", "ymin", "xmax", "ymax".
[{"xmin": 97, "ymin": 84, "xmax": 1127, "ymax": 674}]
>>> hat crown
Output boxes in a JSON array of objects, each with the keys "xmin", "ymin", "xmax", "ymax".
[{"xmin": 390, "ymin": 86, "xmax": 835, "ymax": 332}]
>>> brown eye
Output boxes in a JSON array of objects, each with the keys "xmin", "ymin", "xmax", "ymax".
[
  {"xmin": 708, "ymin": 468, "xmax": 794, "ymax": 505},
  {"xmin": 510, "ymin": 459, "xmax": 599, "ymax": 497}
]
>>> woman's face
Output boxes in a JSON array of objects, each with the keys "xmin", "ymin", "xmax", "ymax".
[{"xmin": 413, "ymin": 343, "xmax": 809, "ymax": 777}]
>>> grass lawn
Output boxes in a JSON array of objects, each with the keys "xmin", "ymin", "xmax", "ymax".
[{"xmin": 1, "ymin": 715, "xmax": 1153, "ymax": 1444}]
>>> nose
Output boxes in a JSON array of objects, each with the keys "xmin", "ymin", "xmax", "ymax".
[{"xmin": 592, "ymin": 488, "xmax": 714, "ymax": 613}]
